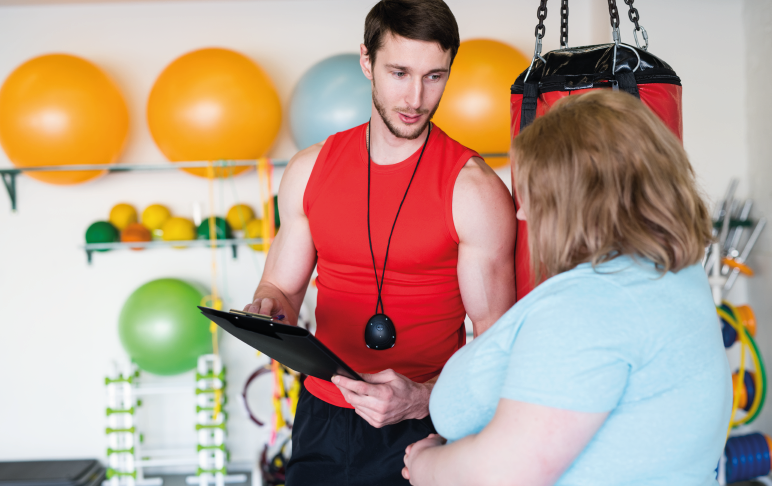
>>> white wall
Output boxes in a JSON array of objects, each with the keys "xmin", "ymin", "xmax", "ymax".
[
  {"xmin": 0, "ymin": 0, "xmax": 751, "ymax": 467},
  {"xmin": 744, "ymin": 0, "xmax": 772, "ymax": 437}
]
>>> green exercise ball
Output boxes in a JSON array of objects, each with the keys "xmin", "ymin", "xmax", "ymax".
[
  {"xmin": 86, "ymin": 221, "xmax": 119, "ymax": 251},
  {"xmin": 119, "ymin": 278, "xmax": 212, "ymax": 375},
  {"xmin": 197, "ymin": 216, "xmax": 232, "ymax": 240}
]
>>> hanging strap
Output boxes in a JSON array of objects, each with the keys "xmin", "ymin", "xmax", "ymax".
[
  {"xmin": 608, "ymin": 0, "xmax": 640, "ymax": 99},
  {"xmin": 520, "ymin": 0, "xmax": 548, "ymax": 132},
  {"xmin": 519, "ymin": 82, "xmax": 540, "ymax": 132},
  {"xmin": 616, "ymin": 71, "xmax": 640, "ymax": 98}
]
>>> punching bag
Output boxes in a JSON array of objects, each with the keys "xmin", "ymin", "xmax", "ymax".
[{"xmin": 510, "ymin": 0, "xmax": 682, "ymax": 300}]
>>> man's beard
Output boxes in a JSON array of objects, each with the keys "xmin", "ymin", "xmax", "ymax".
[{"xmin": 372, "ymin": 80, "xmax": 440, "ymax": 140}]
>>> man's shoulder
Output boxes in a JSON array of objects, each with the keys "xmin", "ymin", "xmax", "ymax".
[
  {"xmin": 288, "ymin": 122, "xmax": 365, "ymax": 173},
  {"xmin": 451, "ymin": 155, "xmax": 515, "ymax": 242},
  {"xmin": 285, "ymin": 140, "xmax": 324, "ymax": 180},
  {"xmin": 454, "ymin": 156, "xmax": 506, "ymax": 197}
]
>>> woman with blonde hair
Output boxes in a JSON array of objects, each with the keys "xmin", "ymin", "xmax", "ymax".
[{"xmin": 402, "ymin": 90, "xmax": 732, "ymax": 486}]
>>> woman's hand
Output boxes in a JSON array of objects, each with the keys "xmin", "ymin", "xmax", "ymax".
[{"xmin": 402, "ymin": 434, "xmax": 446, "ymax": 483}]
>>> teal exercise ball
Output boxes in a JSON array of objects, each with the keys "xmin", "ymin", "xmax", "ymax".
[
  {"xmin": 289, "ymin": 54, "xmax": 372, "ymax": 150},
  {"xmin": 119, "ymin": 278, "xmax": 212, "ymax": 375}
]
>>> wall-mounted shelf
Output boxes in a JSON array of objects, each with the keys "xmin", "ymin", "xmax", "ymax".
[
  {"xmin": 0, "ymin": 159, "xmax": 289, "ymax": 211},
  {"xmin": 82, "ymin": 237, "xmax": 266, "ymax": 264},
  {"xmin": 1, "ymin": 152, "xmax": 508, "ymax": 212}
]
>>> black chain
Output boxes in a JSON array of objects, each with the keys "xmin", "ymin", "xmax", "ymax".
[
  {"xmin": 535, "ymin": 0, "xmax": 548, "ymax": 39},
  {"xmin": 623, "ymin": 0, "xmax": 641, "ymax": 31},
  {"xmin": 607, "ymin": 0, "xmax": 620, "ymax": 29},
  {"xmin": 560, "ymin": 0, "xmax": 569, "ymax": 47}
]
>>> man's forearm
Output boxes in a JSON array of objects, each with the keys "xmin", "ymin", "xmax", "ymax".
[{"xmin": 413, "ymin": 380, "xmax": 434, "ymax": 420}]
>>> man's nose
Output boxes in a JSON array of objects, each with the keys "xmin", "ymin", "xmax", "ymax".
[{"xmin": 405, "ymin": 78, "xmax": 423, "ymax": 111}]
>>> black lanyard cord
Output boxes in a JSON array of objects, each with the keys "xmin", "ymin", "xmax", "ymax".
[{"xmin": 366, "ymin": 121, "xmax": 432, "ymax": 315}]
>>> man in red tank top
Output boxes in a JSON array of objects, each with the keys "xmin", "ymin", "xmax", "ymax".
[{"xmin": 244, "ymin": 1, "xmax": 516, "ymax": 484}]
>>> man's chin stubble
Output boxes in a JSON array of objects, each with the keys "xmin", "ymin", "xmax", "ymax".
[{"xmin": 372, "ymin": 85, "xmax": 437, "ymax": 140}]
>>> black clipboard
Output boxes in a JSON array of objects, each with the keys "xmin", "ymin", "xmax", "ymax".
[{"xmin": 198, "ymin": 306, "xmax": 363, "ymax": 382}]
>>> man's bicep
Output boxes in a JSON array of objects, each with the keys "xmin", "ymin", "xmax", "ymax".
[
  {"xmin": 454, "ymin": 159, "xmax": 517, "ymax": 335},
  {"xmin": 261, "ymin": 146, "xmax": 321, "ymax": 299},
  {"xmin": 262, "ymin": 214, "xmax": 317, "ymax": 299}
]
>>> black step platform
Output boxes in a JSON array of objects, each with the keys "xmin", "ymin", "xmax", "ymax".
[{"xmin": 0, "ymin": 460, "xmax": 105, "ymax": 486}]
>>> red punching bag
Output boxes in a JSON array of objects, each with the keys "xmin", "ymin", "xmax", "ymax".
[{"xmin": 510, "ymin": 0, "xmax": 683, "ymax": 300}]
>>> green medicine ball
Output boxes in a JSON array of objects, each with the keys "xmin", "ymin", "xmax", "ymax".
[
  {"xmin": 197, "ymin": 216, "xmax": 232, "ymax": 240},
  {"xmin": 85, "ymin": 221, "xmax": 119, "ymax": 251},
  {"xmin": 119, "ymin": 278, "xmax": 212, "ymax": 375}
]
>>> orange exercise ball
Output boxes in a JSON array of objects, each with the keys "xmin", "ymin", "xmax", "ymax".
[
  {"xmin": 434, "ymin": 39, "xmax": 530, "ymax": 169},
  {"xmin": 0, "ymin": 54, "xmax": 129, "ymax": 184},
  {"xmin": 147, "ymin": 48, "xmax": 282, "ymax": 178}
]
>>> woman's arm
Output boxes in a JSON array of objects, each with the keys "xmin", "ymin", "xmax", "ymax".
[{"xmin": 404, "ymin": 398, "xmax": 608, "ymax": 486}]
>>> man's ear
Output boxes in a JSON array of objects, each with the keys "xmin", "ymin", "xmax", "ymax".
[{"xmin": 360, "ymin": 44, "xmax": 374, "ymax": 81}]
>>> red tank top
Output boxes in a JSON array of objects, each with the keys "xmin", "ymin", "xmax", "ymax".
[{"xmin": 302, "ymin": 122, "xmax": 477, "ymax": 408}]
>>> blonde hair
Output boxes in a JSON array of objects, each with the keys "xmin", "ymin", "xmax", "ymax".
[{"xmin": 512, "ymin": 90, "xmax": 712, "ymax": 285}]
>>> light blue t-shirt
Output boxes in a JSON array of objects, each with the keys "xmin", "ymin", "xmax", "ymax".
[{"xmin": 430, "ymin": 256, "xmax": 732, "ymax": 486}]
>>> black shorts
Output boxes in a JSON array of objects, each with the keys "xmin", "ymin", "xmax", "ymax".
[{"xmin": 286, "ymin": 387, "xmax": 436, "ymax": 485}]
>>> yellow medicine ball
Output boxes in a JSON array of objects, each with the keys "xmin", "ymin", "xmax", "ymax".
[
  {"xmin": 245, "ymin": 218, "xmax": 264, "ymax": 251},
  {"xmin": 142, "ymin": 204, "xmax": 171, "ymax": 232},
  {"xmin": 161, "ymin": 217, "xmax": 195, "ymax": 248},
  {"xmin": 109, "ymin": 203, "xmax": 138, "ymax": 231},
  {"xmin": 226, "ymin": 204, "xmax": 255, "ymax": 231}
]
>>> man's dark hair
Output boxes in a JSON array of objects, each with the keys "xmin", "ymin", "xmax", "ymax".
[{"xmin": 364, "ymin": 0, "xmax": 460, "ymax": 67}]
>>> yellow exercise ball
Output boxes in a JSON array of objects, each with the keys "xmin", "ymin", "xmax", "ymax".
[
  {"xmin": 226, "ymin": 204, "xmax": 255, "ymax": 231},
  {"xmin": 142, "ymin": 204, "xmax": 171, "ymax": 232},
  {"xmin": 147, "ymin": 48, "xmax": 282, "ymax": 178},
  {"xmin": 161, "ymin": 217, "xmax": 196, "ymax": 248},
  {"xmin": 110, "ymin": 203, "xmax": 138, "ymax": 231},
  {"xmin": 245, "ymin": 218, "xmax": 264, "ymax": 251},
  {"xmin": 0, "ymin": 54, "xmax": 129, "ymax": 184},
  {"xmin": 434, "ymin": 39, "xmax": 530, "ymax": 169}
]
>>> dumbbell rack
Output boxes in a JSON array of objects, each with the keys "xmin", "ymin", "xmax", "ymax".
[
  {"xmin": 189, "ymin": 355, "xmax": 241, "ymax": 486},
  {"xmin": 105, "ymin": 372, "xmax": 137, "ymax": 486},
  {"xmin": 104, "ymin": 359, "xmax": 246, "ymax": 486},
  {"xmin": 708, "ymin": 179, "xmax": 771, "ymax": 486}
]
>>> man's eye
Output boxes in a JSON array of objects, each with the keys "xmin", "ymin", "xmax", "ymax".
[
  {"xmin": 428, "ymin": 74, "xmax": 442, "ymax": 81},
  {"xmin": 394, "ymin": 72, "xmax": 406, "ymax": 78}
]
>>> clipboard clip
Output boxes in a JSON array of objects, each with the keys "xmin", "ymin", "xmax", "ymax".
[
  {"xmin": 230, "ymin": 308, "xmax": 286, "ymax": 322},
  {"xmin": 230, "ymin": 309, "xmax": 273, "ymax": 319}
]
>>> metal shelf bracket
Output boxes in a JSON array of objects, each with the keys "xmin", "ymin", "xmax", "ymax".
[{"xmin": 1, "ymin": 171, "xmax": 17, "ymax": 211}]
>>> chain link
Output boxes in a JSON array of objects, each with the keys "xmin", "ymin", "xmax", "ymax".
[
  {"xmin": 535, "ymin": 0, "xmax": 548, "ymax": 40},
  {"xmin": 623, "ymin": 0, "xmax": 641, "ymax": 31},
  {"xmin": 607, "ymin": 0, "xmax": 620, "ymax": 29},
  {"xmin": 560, "ymin": 0, "xmax": 569, "ymax": 48}
]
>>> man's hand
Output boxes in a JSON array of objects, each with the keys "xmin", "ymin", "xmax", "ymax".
[
  {"xmin": 332, "ymin": 369, "xmax": 432, "ymax": 428},
  {"xmin": 243, "ymin": 297, "xmax": 288, "ymax": 322},
  {"xmin": 402, "ymin": 434, "xmax": 446, "ymax": 483}
]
